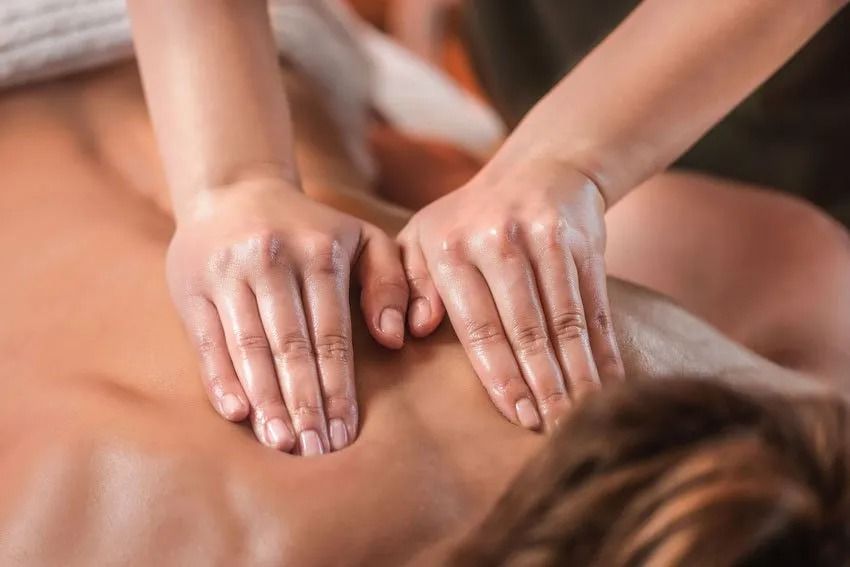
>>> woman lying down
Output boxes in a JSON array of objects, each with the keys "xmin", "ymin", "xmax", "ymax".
[{"xmin": 2, "ymin": 5, "xmax": 850, "ymax": 567}]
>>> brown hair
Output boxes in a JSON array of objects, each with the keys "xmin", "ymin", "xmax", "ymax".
[{"xmin": 453, "ymin": 379, "xmax": 850, "ymax": 567}]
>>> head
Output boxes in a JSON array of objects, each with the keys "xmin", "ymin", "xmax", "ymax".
[{"xmin": 453, "ymin": 379, "xmax": 850, "ymax": 567}]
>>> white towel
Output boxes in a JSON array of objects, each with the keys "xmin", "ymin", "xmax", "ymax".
[
  {"xmin": 0, "ymin": 0, "xmax": 375, "ymax": 174},
  {"xmin": 1, "ymin": 0, "xmax": 132, "ymax": 89},
  {"xmin": 0, "ymin": 0, "xmax": 503, "ymax": 166},
  {"xmin": 0, "ymin": 0, "xmax": 369, "ymax": 91}
]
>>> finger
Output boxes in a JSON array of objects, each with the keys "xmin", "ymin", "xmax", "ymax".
[
  {"xmin": 399, "ymin": 236, "xmax": 445, "ymax": 337},
  {"xmin": 475, "ymin": 234, "xmax": 570, "ymax": 431},
  {"xmin": 217, "ymin": 286, "xmax": 297, "ymax": 452},
  {"xmin": 253, "ymin": 269, "xmax": 330, "ymax": 456},
  {"xmin": 531, "ymin": 234, "xmax": 601, "ymax": 405},
  {"xmin": 357, "ymin": 225, "xmax": 410, "ymax": 350},
  {"xmin": 301, "ymin": 242, "xmax": 358, "ymax": 453},
  {"xmin": 576, "ymin": 253, "xmax": 626, "ymax": 383},
  {"xmin": 429, "ymin": 244, "xmax": 537, "ymax": 429},
  {"xmin": 182, "ymin": 296, "xmax": 249, "ymax": 422}
]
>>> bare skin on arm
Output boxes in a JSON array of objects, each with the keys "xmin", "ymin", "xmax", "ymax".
[
  {"xmin": 0, "ymin": 65, "xmax": 848, "ymax": 564},
  {"xmin": 126, "ymin": 0, "xmax": 411, "ymax": 454},
  {"xmin": 395, "ymin": 0, "xmax": 848, "ymax": 430},
  {"xmin": 122, "ymin": 0, "xmax": 850, "ymax": 441}
]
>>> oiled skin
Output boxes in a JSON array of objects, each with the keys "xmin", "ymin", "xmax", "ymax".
[{"xmin": 0, "ymin": 65, "xmax": 843, "ymax": 566}]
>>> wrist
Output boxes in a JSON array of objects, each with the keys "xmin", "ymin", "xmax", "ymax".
[
  {"xmin": 481, "ymin": 140, "xmax": 614, "ymax": 210},
  {"xmin": 174, "ymin": 171, "xmax": 302, "ymax": 225},
  {"xmin": 485, "ymin": 86, "xmax": 656, "ymax": 208}
]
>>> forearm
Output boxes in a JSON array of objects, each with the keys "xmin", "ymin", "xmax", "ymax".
[
  {"xmin": 490, "ymin": 0, "xmax": 847, "ymax": 206},
  {"xmin": 127, "ymin": 0, "xmax": 298, "ymax": 220}
]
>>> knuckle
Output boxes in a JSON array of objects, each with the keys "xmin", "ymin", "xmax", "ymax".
[
  {"xmin": 288, "ymin": 399, "xmax": 325, "ymax": 421},
  {"xmin": 195, "ymin": 333, "xmax": 220, "ymax": 357},
  {"xmin": 437, "ymin": 230, "xmax": 467, "ymax": 263},
  {"xmin": 248, "ymin": 230, "xmax": 284, "ymax": 268},
  {"xmin": 272, "ymin": 332, "xmax": 314, "ymax": 361},
  {"xmin": 551, "ymin": 310, "xmax": 588, "ymax": 342},
  {"xmin": 305, "ymin": 235, "xmax": 346, "ymax": 276},
  {"xmin": 204, "ymin": 374, "xmax": 230, "ymax": 398},
  {"xmin": 208, "ymin": 247, "xmax": 234, "ymax": 276},
  {"xmin": 368, "ymin": 274, "xmax": 409, "ymax": 296},
  {"xmin": 323, "ymin": 394, "xmax": 358, "ymax": 418},
  {"xmin": 575, "ymin": 242, "xmax": 604, "ymax": 268},
  {"xmin": 537, "ymin": 236, "xmax": 566, "ymax": 257},
  {"xmin": 404, "ymin": 266, "xmax": 431, "ymax": 287},
  {"xmin": 547, "ymin": 214, "xmax": 570, "ymax": 234},
  {"xmin": 314, "ymin": 334, "xmax": 352, "ymax": 362},
  {"xmin": 490, "ymin": 374, "xmax": 526, "ymax": 397},
  {"xmin": 233, "ymin": 331, "xmax": 271, "ymax": 354},
  {"xmin": 307, "ymin": 232, "xmax": 339, "ymax": 253},
  {"xmin": 465, "ymin": 320, "xmax": 506, "ymax": 349},
  {"xmin": 600, "ymin": 355, "xmax": 626, "ymax": 381},
  {"xmin": 480, "ymin": 221, "xmax": 521, "ymax": 259},
  {"xmin": 567, "ymin": 370, "xmax": 602, "ymax": 393},
  {"xmin": 536, "ymin": 390, "xmax": 570, "ymax": 413},
  {"xmin": 533, "ymin": 214, "xmax": 569, "ymax": 244},
  {"xmin": 251, "ymin": 400, "xmax": 286, "ymax": 423},
  {"xmin": 511, "ymin": 323, "xmax": 551, "ymax": 356},
  {"xmin": 591, "ymin": 309, "xmax": 614, "ymax": 335}
]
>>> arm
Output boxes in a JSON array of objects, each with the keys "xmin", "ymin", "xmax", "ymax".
[
  {"xmin": 127, "ymin": 0, "xmax": 410, "ymax": 455},
  {"xmin": 126, "ymin": 0, "xmax": 297, "ymax": 215},
  {"xmin": 489, "ymin": 0, "xmax": 848, "ymax": 206},
  {"xmin": 397, "ymin": 0, "xmax": 845, "ymax": 433}
]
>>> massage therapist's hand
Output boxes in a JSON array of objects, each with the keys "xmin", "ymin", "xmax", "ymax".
[
  {"xmin": 398, "ymin": 159, "xmax": 624, "ymax": 431},
  {"xmin": 166, "ymin": 180, "xmax": 409, "ymax": 455}
]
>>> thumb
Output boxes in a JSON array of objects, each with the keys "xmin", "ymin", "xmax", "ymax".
[{"xmin": 356, "ymin": 225, "xmax": 410, "ymax": 349}]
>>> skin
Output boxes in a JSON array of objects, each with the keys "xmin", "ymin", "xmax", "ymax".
[
  {"xmin": 397, "ymin": 0, "xmax": 849, "ymax": 430},
  {"xmin": 398, "ymin": 161, "xmax": 614, "ymax": 431},
  {"xmin": 126, "ymin": 0, "xmax": 848, "ymax": 445},
  {"xmin": 0, "ymin": 64, "xmax": 848, "ymax": 565},
  {"xmin": 127, "ymin": 0, "xmax": 410, "ymax": 455}
]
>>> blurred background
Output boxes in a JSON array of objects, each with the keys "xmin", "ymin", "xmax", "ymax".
[
  {"xmin": 348, "ymin": 0, "xmax": 850, "ymax": 226},
  {"xmin": 349, "ymin": 0, "xmax": 483, "ymax": 98}
]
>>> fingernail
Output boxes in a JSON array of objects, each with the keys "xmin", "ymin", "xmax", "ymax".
[
  {"xmin": 380, "ymin": 308, "xmax": 404, "ymax": 339},
  {"xmin": 516, "ymin": 398, "xmax": 541, "ymax": 430},
  {"xmin": 329, "ymin": 418, "xmax": 349, "ymax": 451},
  {"xmin": 300, "ymin": 429, "xmax": 324, "ymax": 457},
  {"xmin": 220, "ymin": 394, "xmax": 245, "ymax": 419},
  {"xmin": 266, "ymin": 418, "xmax": 293, "ymax": 448},
  {"xmin": 411, "ymin": 298, "xmax": 431, "ymax": 328}
]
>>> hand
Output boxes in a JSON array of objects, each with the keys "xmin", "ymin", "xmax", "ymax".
[
  {"xmin": 398, "ymin": 159, "xmax": 624, "ymax": 431},
  {"xmin": 167, "ymin": 179, "xmax": 408, "ymax": 454}
]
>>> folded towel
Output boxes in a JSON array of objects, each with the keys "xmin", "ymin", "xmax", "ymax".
[
  {"xmin": 1, "ymin": 0, "xmax": 132, "ymax": 89},
  {"xmin": 0, "ymin": 0, "xmax": 375, "ymax": 174},
  {"xmin": 0, "ymin": 0, "xmax": 503, "ymax": 168}
]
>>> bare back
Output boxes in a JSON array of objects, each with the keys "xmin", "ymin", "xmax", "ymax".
[{"xmin": 0, "ymin": 64, "xmax": 844, "ymax": 566}]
